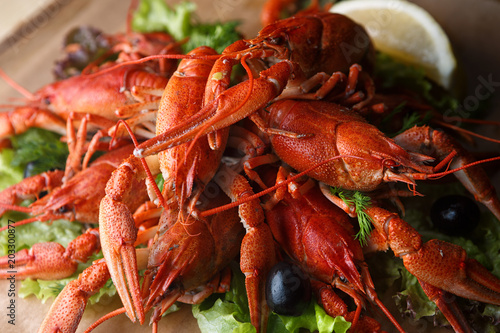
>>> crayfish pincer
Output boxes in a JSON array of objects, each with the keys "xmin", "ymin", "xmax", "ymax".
[{"xmin": 100, "ymin": 46, "xmax": 278, "ymax": 333}]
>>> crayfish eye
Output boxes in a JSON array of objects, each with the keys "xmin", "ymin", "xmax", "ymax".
[
  {"xmin": 131, "ymin": 37, "xmax": 140, "ymax": 46},
  {"xmin": 383, "ymin": 159, "xmax": 401, "ymax": 171},
  {"xmin": 268, "ymin": 36, "xmax": 283, "ymax": 45},
  {"xmin": 58, "ymin": 205, "xmax": 70, "ymax": 213}
]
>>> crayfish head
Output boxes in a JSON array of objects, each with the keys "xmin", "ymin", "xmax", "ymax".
[
  {"xmin": 383, "ymin": 168, "xmax": 417, "ymax": 187},
  {"xmin": 249, "ymin": 13, "xmax": 374, "ymax": 78},
  {"xmin": 380, "ymin": 149, "xmax": 435, "ymax": 186},
  {"xmin": 32, "ymin": 84, "xmax": 56, "ymax": 109},
  {"xmin": 334, "ymin": 119, "xmax": 433, "ymax": 191}
]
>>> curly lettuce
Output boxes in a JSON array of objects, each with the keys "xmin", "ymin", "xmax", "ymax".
[
  {"xmin": 10, "ymin": 128, "xmax": 68, "ymax": 177},
  {"xmin": 18, "ymin": 255, "xmax": 116, "ymax": 305},
  {"xmin": 0, "ymin": 148, "xmax": 23, "ymax": 191},
  {"xmin": 193, "ymin": 264, "xmax": 351, "ymax": 333},
  {"xmin": 132, "ymin": 0, "xmax": 241, "ymax": 53}
]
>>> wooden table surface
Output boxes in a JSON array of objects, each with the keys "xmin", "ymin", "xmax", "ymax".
[{"xmin": 0, "ymin": 0, "xmax": 499, "ymax": 332}]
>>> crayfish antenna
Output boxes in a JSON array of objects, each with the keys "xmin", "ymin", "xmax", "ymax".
[
  {"xmin": 0, "ymin": 202, "xmax": 32, "ymax": 214},
  {"xmin": 369, "ymin": 292, "xmax": 406, "ymax": 333},
  {"xmin": 412, "ymin": 155, "xmax": 500, "ymax": 217},
  {"xmin": 114, "ymin": 119, "xmax": 168, "ymax": 210},
  {"xmin": 0, "ymin": 210, "xmax": 77, "ymax": 232},
  {"xmin": 0, "ymin": 215, "xmax": 37, "ymax": 233},
  {"xmin": 0, "ymin": 102, "xmax": 25, "ymax": 108},
  {"xmin": 0, "ymin": 68, "xmax": 35, "ymax": 100},
  {"xmin": 126, "ymin": 0, "xmax": 139, "ymax": 35},
  {"xmin": 356, "ymin": 265, "xmax": 407, "ymax": 333},
  {"xmin": 80, "ymin": 53, "xmax": 221, "ymax": 79},
  {"xmin": 200, "ymin": 154, "xmax": 364, "ymax": 218},
  {"xmin": 434, "ymin": 118, "xmax": 500, "ymax": 144},
  {"xmin": 83, "ymin": 307, "xmax": 127, "ymax": 333},
  {"xmin": 394, "ymin": 126, "xmax": 500, "ymax": 221}
]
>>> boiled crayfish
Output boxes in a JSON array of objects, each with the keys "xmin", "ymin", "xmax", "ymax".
[
  {"xmin": 126, "ymin": 8, "xmax": 500, "ymax": 333},
  {"xmin": 0, "ymin": 21, "xmax": 184, "ymax": 172},
  {"xmin": 0, "ymin": 2, "xmax": 499, "ymax": 333}
]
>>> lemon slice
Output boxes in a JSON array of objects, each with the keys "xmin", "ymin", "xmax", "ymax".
[{"xmin": 330, "ymin": 0, "xmax": 456, "ymax": 89}]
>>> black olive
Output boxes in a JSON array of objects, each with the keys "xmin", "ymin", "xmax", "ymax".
[
  {"xmin": 430, "ymin": 195, "xmax": 480, "ymax": 236},
  {"xmin": 265, "ymin": 261, "xmax": 311, "ymax": 316}
]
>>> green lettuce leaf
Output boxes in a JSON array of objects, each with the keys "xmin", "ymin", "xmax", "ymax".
[
  {"xmin": 193, "ymin": 263, "xmax": 254, "ymax": 333},
  {"xmin": 193, "ymin": 263, "xmax": 350, "ymax": 333},
  {"xmin": 10, "ymin": 128, "xmax": 68, "ymax": 177},
  {"xmin": 18, "ymin": 256, "xmax": 116, "ymax": 305},
  {"xmin": 132, "ymin": 0, "xmax": 195, "ymax": 41},
  {"xmin": 132, "ymin": 0, "xmax": 240, "ymax": 53},
  {"xmin": 0, "ymin": 216, "xmax": 83, "ymax": 256},
  {"xmin": 279, "ymin": 302, "xmax": 350, "ymax": 333},
  {"xmin": 185, "ymin": 21, "xmax": 241, "ymax": 55},
  {"xmin": 0, "ymin": 148, "xmax": 23, "ymax": 191}
]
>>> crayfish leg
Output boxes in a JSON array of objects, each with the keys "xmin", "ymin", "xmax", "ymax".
[
  {"xmin": 393, "ymin": 126, "xmax": 500, "ymax": 220},
  {"xmin": 0, "ymin": 228, "xmax": 100, "ymax": 280},
  {"xmin": 0, "ymin": 169, "xmax": 64, "ymax": 217},
  {"xmin": 214, "ymin": 163, "xmax": 277, "ymax": 333}
]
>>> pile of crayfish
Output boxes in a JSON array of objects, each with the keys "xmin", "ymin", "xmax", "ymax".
[{"xmin": 1, "ymin": 0, "xmax": 500, "ymax": 332}]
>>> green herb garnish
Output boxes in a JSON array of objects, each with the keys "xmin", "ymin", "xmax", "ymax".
[{"xmin": 329, "ymin": 187, "xmax": 373, "ymax": 246}]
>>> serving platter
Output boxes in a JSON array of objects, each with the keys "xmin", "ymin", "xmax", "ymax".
[{"xmin": 0, "ymin": 0, "xmax": 499, "ymax": 332}]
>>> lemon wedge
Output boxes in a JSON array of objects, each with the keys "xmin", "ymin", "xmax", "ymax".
[{"xmin": 330, "ymin": 0, "xmax": 456, "ymax": 89}]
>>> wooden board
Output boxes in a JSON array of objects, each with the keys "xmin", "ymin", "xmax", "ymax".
[
  {"xmin": 0, "ymin": 0, "xmax": 57, "ymax": 48},
  {"xmin": 0, "ymin": 0, "xmax": 499, "ymax": 332}
]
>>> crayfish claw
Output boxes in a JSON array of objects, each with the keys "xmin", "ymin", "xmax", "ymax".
[
  {"xmin": 112, "ymin": 244, "xmax": 144, "ymax": 324},
  {"xmin": 99, "ymin": 196, "xmax": 145, "ymax": 324},
  {"xmin": 402, "ymin": 239, "xmax": 500, "ymax": 306},
  {"xmin": 418, "ymin": 279, "xmax": 474, "ymax": 333},
  {"xmin": 0, "ymin": 243, "xmax": 75, "ymax": 280},
  {"xmin": 365, "ymin": 206, "xmax": 500, "ymax": 331},
  {"xmin": 38, "ymin": 260, "xmax": 110, "ymax": 333}
]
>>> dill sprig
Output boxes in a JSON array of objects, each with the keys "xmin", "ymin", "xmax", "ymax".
[{"xmin": 330, "ymin": 187, "xmax": 373, "ymax": 246}]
